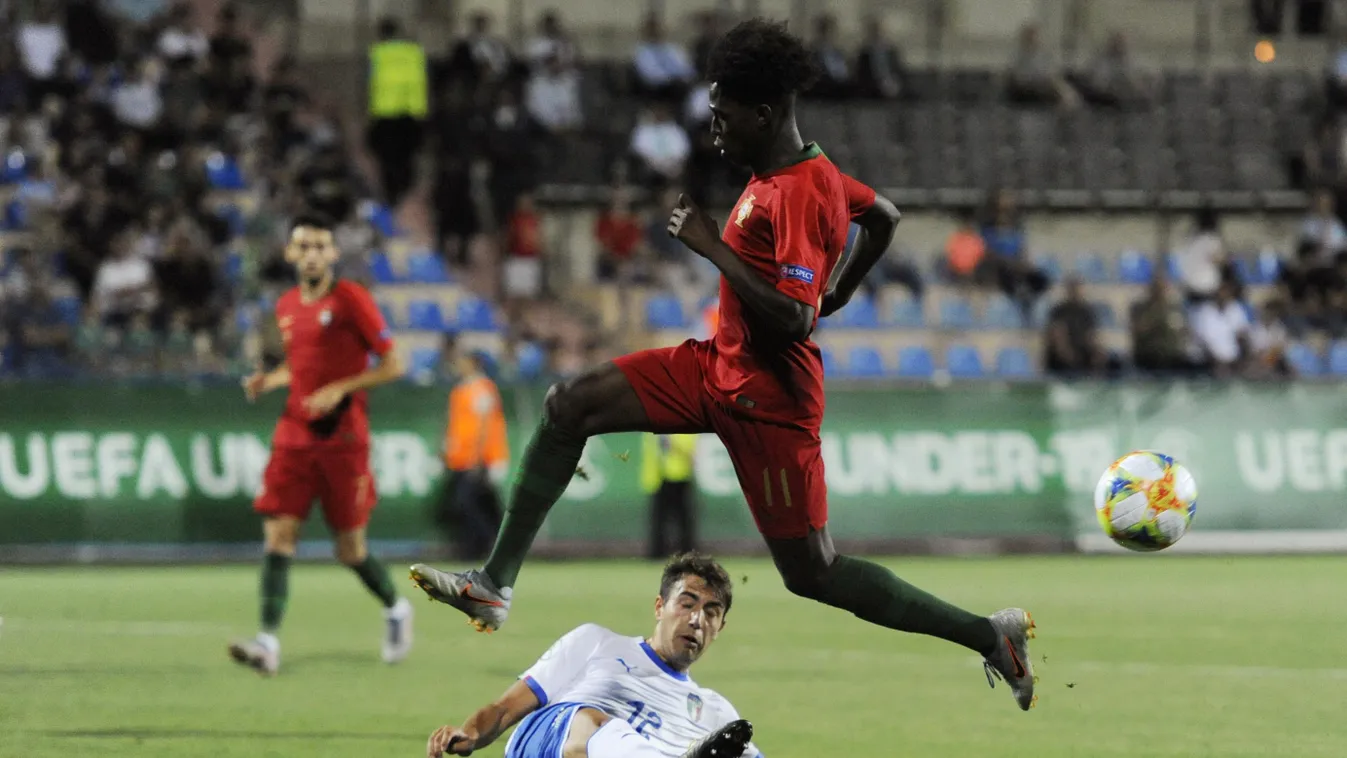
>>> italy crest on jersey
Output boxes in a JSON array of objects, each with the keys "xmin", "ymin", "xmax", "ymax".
[{"xmin": 686, "ymin": 693, "xmax": 703, "ymax": 722}]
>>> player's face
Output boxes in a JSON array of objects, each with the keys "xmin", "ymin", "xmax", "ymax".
[
  {"xmin": 653, "ymin": 575, "xmax": 727, "ymax": 668},
  {"xmin": 285, "ymin": 226, "xmax": 339, "ymax": 282},
  {"xmin": 708, "ymin": 83, "xmax": 765, "ymax": 167}
]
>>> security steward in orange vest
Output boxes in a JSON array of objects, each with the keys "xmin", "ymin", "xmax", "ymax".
[{"xmin": 435, "ymin": 338, "xmax": 508, "ymax": 559}]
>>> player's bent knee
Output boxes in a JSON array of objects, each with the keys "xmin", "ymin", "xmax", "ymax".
[{"xmin": 779, "ymin": 567, "xmax": 827, "ymax": 600}]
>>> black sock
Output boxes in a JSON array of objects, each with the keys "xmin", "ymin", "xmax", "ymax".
[{"xmin": 260, "ymin": 552, "xmax": 291, "ymax": 632}]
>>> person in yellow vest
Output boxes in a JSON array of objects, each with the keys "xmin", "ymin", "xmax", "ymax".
[
  {"xmin": 435, "ymin": 336, "xmax": 509, "ymax": 560},
  {"xmin": 367, "ymin": 17, "xmax": 428, "ymax": 208},
  {"xmin": 641, "ymin": 433, "xmax": 698, "ymax": 558}
]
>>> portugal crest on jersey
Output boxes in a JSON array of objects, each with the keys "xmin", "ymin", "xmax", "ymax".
[
  {"xmin": 686, "ymin": 693, "xmax": 703, "ymax": 722},
  {"xmin": 319, "ymin": 309, "xmax": 332, "ymax": 326},
  {"xmin": 734, "ymin": 193, "xmax": 755, "ymax": 227}
]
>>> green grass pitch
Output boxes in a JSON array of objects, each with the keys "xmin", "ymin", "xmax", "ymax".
[{"xmin": 2, "ymin": 556, "xmax": 1344, "ymax": 757}]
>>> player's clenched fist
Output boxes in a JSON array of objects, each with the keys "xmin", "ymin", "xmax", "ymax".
[
  {"xmin": 241, "ymin": 372, "xmax": 267, "ymax": 402},
  {"xmin": 427, "ymin": 724, "xmax": 476, "ymax": 756},
  {"xmin": 667, "ymin": 194, "xmax": 721, "ymax": 257}
]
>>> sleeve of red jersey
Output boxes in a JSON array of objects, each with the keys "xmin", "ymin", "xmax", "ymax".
[
  {"xmin": 345, "ymin": 283, "xmax": 394, "ymax": 356},
  {"xmin": 769, "ymin": 185, "xmax": 831, "ymax": 307},
  {"xmin": 842, "ymin": 173, "xmax": 877, "ymax": 220}
]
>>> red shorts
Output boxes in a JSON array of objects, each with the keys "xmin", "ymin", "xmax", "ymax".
[
  {"xmin": 254, "ymin": 446, "xmax": 377, "ymax": 532},
  {"xmin": 614, "ymin": 340, "xmax": 826, "ymax": 539}
]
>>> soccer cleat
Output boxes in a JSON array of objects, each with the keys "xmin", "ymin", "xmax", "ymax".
[
  {"xmin": 682, "ymin": 719, "xmax": 753, "ymax": 758},
  {"xmin": 228, "ymin": 636, "xmax": 279, "ymax": 676},
  {"xmin": 982, "ymin": 608, "xmax": 1037, "ymax": 711},
  {"xmin": 407, "ymin": 565, "xmax": 511, "ymax": 633},
  {"xmin": 381, "ymin": 597, "xmax": 414, "ymax": 663}
]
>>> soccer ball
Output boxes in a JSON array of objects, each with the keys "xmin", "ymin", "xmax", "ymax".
[{"xmin": 1093, "ymin": 451, "xmax": 1197, "ymax": 551}]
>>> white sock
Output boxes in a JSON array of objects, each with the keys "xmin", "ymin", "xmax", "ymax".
[
  {"xmin": 256, "ymin": 632, "xmax": 280, "ymax": 652},
  {"xmin": 385, "ymin": 597, "xmax": 411, "ymax": 620},
  {"xmin": 584, "ymin": 719, "xmax": 666, "ymax": 758}
]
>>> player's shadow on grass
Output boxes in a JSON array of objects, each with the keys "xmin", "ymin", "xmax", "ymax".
[{"xmin": 38, "ymin": 728, "xmax": 410, "ymax": 742}]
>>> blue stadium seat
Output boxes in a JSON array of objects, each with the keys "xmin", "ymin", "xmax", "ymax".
[
  {"xmin": 983, "ymin": 295, "xmax": 1024, "ymax": 329},
  {"xmin": 1164, "ymin": 254, "xmax": 1182, "ymax": 281},
  {"xmin": 406, "ymin": 252, "xmax": 451, "ymax": 284},
  {"xmin": 1328, "ymin": 342, "xmax": 1347, "ymax": 376},
  {"xmin": 223, "ymin": 250, "xmax": 244, "ymax": 283},
  {"xmin": 1118, "ymin": 251, "xmax": 1154, "ymax": 284},
  {"xmin": 939, "ymin": 298, "xmax": 975, "ymax": 329},
  {"xmin": 645, "ymin": 294, "xmax": 688, "ymax": 329},
  {"xmin": 3, "ymin": 198, "xmax": 26, "ymax": 230},
  {"xmin": 406, "ymin": 300, "xmax": 447, "ymax": 331},
  {"xmin": 204, "ymin": 152, "xmax": 246, "ymax": 190},
  {"xmin": 1035, "ymin": 257, "xmax": 1062, "ymax": 283},
  {"xmin": 516, "ymin": 342, "xmax": 547, "ymax": 380},
  {"xmin": 378, "ymin": 301, "xmax": 399, "ymax": 329},
  {"xmin": 369, "ymin": 251, "xmax": 398, "ymax": 284},
  {"xmin": 456, "ymin": 297, "xmax": 500, "ymax": 332},
  {"xmin": 996, "ymin": 347, "xmax": 1035, "ymax": 378},
  {"xmin": 847, "ymin": 346, "xmax": 886, "ymax": 378},
  {"xmin": 215, "ymin": 204, "xmax": 245, "ymax": 238},
  {"xmin": 835, "ymin": 295, "xmax": 879, "ymax": 328},
  {"xmin": 819, "ymin": 346, "xmax": 837, "ymax": 375},
  {"xmin": 2, "ymin": 149, "xmax": 28, "ymax": 184},
  {"xmin": 890, "ymin": 299, "xmax": 925, "ymax": 328},
  {"xmin": 1092, "ymin": 302, "xmax": 1118, "ymax": 329},
  {"xmin": 946, "ymin": 345, "xmax": 985, "ymax": 379},
  {"xmin": 52, "ymin": 296, "xmax": 81, "ymax": 326},
  {"xmin": 409, "ymin": 347, "xmax": 441, "ymax": 378},
  {"xmin": 1252, "ymin": 251, "xmax": 1280, "ymax": 285},
  {"xmin": 235, "ymin": 307, "xmax": 257, "ymax": 333},
  {"xmin": 364, "ymin": 204, "xmax": 400, "ymax": 237},
  {"xmin": 1287, "ymin": 342, "xmax": 1323, "ymax": 377},
  {"xmin": 896, "ymin": 346, "xmax": 934, "ymax": 379},
  {"xmin": 1074, "ymin": 254, "xmax": 1111, "ymax": 284}
]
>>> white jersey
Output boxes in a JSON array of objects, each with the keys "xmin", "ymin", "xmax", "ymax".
[{"xmin": 519, "ymin": 624, "xmax": 762, "ymax": 758}]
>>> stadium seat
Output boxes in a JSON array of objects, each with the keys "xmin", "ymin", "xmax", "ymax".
[
  {"xmin": 896, "ymin": 346, "xmax": 934, "ymax": 379},
  {"xmin": 996, "ymin": 347, "xmax": 1035, "ymax": 378},
  {"xmin": 456, "ymin": 297, "xmax": 500, "ymax": 332},
  {"xmin": 834, "ymin": 295, "xmax": 879, "ymax": 328},
  {"xmin": 1252, "ymin": 251, "xmax": 1280, "ymax": 284},
  {"xmin": 1164, "ymin": 254, "xmax": 1182, "ymax": 281},
  {"xmin": 1328, "ymin": 342, "xmax": 1347, "ymax": 376},
  {"xmin": 369, "ymin": 251, "xmax": 398, "ymax": 284},
  {"xmin": 406, "ymin": 252, "xmax": 451, "ymax": 284},
  {"xmin": 645, "ymin": 294, "xmax": 688, "ymax": 329},
  {"xmin": 222, "ymin": 250, "xmax": 244, "ymax": 284},
  {"xmin": 1286, "ymin": 342, "xmax": 1323, "ymax": 377},
  {"xmin": 939, "ymin": 298, "xmax": 976, "ymax": 329},
  {"xmin": 1118, "ymin": 251, "xmax": 1154, "ymax": 284},
  {"xmin": 516, "ymin": 342, "xmax": 547, "ymax": 380},
  {"xmin": 204, "ymin": 152, "xmax": 246, "ymax": 190},
  {"xmin": 1, "ymin": 149, "xmax": 27, "ymax": 184},
  {"xmin": 1092, "ymin": 302, "xmax": 1118, "ymax": 329},
  {"xmin": 820, "ymin": 346, "xmax": 838, "ymax": 376},
  {"xmin": 406, "ymin": 300, "xmax": 447, "ymax": 331},
  {"xmin": 1035, "ymin": 257, "xmax": 1062, "ymax": 283},
  {"xmin": 3, "ymin": 198, "xmax": 26, "ymax": 230},
  {"xmin": 1074, "ymin": 254, "xmax": 1111, "ymax": 283},
  {"xmin": 364, "ymin": 203, "xmax": 401, "ymax": 237},
  {"xmin": 409, "ymin": 347, "xmax": 441, "ymax": 378},
  {"xmin": 983, "ymin": 295, "xmax": 1024, "ymax": 329},
  {"xmin": 215, "ymin": 205, "xmax": 245, "ymax": 238},
  {"xmin": 378, "ymin": 301, "xmax": 399, "ymax": 329},
  {"xmin": 946, "ymin": 345, "xmax": 985, "ymax": 378},
  {"xmin": 890, "ymin": 299, "xmax": 925, "ymax": 328},
  {"xmin": 52, "ymin": 296, "xmax": 81, "ymax": 326},
  {"xmin": 847, "ymin": 346, "xmax": 886, "ymax": 378}
]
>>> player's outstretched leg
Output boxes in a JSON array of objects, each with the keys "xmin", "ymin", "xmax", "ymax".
[
  {"xmin": 335, "ymin": 529, "xmax": 413, "ymax": 663},
  {"xmin": 411, "ymin": 363, "xmax": 651, "ymax": 631},
  {"xmin": 568, "ymin": 707, "xmax": 753, "ymax": 758},
  {"xmin": 229, "ymin": 516, "xmax": 298, "ymax": 675}
]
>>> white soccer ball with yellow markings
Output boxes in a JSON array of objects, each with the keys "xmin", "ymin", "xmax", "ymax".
[{"xmin": 1094, "ymin": 451, "xmax": 1197, "ymax": 551}]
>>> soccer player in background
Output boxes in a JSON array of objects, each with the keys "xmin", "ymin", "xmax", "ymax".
[
  {"xmin": 424, "ymin": 553, "xmax": 757, "ymax": 758},
  {"xmin": 412, "ymin": 20, "xmax": 1037, "ymax": 710},
  {"xmin": 228, "ymin": 213, "xmax": 412, "ymax": 675}
]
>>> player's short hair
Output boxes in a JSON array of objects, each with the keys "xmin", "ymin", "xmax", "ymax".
[
  {"xmin": 660, "ymin": 551, "xmax": 733, "ymax": 614},
  {"xmin": 706, "ymin": 18, "xmax": 818, "ymax": 105},
  {"xmin": 289, "ymin": 212, "xmax": 336, "ymax": 236}
]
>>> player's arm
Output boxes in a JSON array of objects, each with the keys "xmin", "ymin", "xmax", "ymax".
[
  {"xmin": 304, "ymin": 286, "xmax": 406, "ymax": 416},
  {"xmin": 426, "ymin": 680, "xmax": 540, "ymax": 757},
  {"xmin": 242, "ymin": 362, "xmax": 291, "ymax": 401},
  {"xmin": 821, "ymin": 178, "xmax": 900, "ymax": 318},
  {"xmin": 669, "ymin": 194, "xmax": 815, "ymax": 342}
]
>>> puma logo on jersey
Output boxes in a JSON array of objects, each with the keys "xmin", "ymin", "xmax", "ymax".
[
  {"xmin": 616, "ymin": 658, "xmax": 635, "ymax": 674},
  {"xmin": 734, "ymin": 193, "xmax": 756, "ymax": 227}
]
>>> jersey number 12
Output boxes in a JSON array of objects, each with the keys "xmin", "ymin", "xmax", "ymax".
[{"xmin": 626, "ymin": 700, "xmax": 663, "ymax": 736}]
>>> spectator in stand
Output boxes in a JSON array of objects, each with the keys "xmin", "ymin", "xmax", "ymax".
[
  {"xmin": 594, "ymin": 188, "xmax": 644, "ymax": 283},
  {"xmin": 154, "ymin": 221, "xmax": 219, "ymax": 332},
  {"xmin": 1297, "ymin": 189, "xmax": 1346, "ymax": 262},
  {"xmin": 5, "ymin": 274, "xmax": 74, "ymax": 378},
  {"xmin": 366, "ymin": 17, "xmax": 428, "ymax": 209},
  {"xmin": 157, "ymin": 2, "xmax": 208, "ymax": 70},
  {"xmin": 17, "ymin": 0, "xmax": 67, "ymax": 105},
  {"xmin": 1174, "ymin": 206, "xmax": 1234, "ymax": 303},
  {"xmin": 92, "ymin": 230, "xmax": 158, "ymax": 327},
  {"xmin": 503, "ymin": 193, "xmax": 543, "ymax": 303},
  {"xmin": 210, "ymin": 4, "xmax": 252, "ymax": 70},
  {"xmin": 298, "ymin": 144, "xmax": 357, "ymax": 224},
  {"xmin": 1247, "ymin": 298, "xmax": 1293, "ymax": 378},
  {"xmin": 1130, "ymin": 273, "xmax": 1198, "ymax": 375},
  {"xmin": 0, "ymin": 41, "xmax": 27, "ymax": 113},
  {"xmin": 1005, "ymin": 24, "xmax": 1079, "ymax": 108},
  {"xmin": 630, "ymin": 102, "xmax": 690, "ymax": 188},
  {"xmin": 855, "ymin": 16, "xmax": 907, "ymax": 100},
  {"xmin": 262, "ymin": 57, "xmax": 310, "ymax": 159},
  {"xmin": 484, "ymin": 87, "xmax": 541, "ymax": 230},
  {"xmin": 810, "ymin": 15, "xmax": 852, "ymax": 99},
  {"xmin": 525, "ymin": 9, "xmax": 577, "ymax": 72},
  {"xmin": 448, "ymin": 11, "xmax": 513, "ymax": 86},
  {"xmin": 632, "ymin": 14, "xmax": 694, "ymax": 99},
  {"xmin": 112, "ymin": 59, "xmax": 165, "ymax": 140},
  {"xmin": 1190, "ymin": 280, "xmax": 1251, "ymax": 378},
  {"xmin": 1302, "ymin": 118, "xmax": 1345, "ymax": 196},
  {"xmin": 944, "ymin": 207, "xmax": 987, "ymax": 287},
  {"xmin": 690, "ymin": 11, "xmax": 721, "ymax": 80},
  {"xmin": 980, "ymin": 189, "xmax": 1049, "ymax": 315},
  {"xmin": 65, "ymin": 0, "xmax": 120, "ymax": 68},
  {"xmin": 1044, "ymin": 276, "xmax": 1110, "ymax": 377},
  {"xmin": 1076, "ymin": 31, "xmax": 1152, "ymax": 109},
  {"xmin": 524, "ymin": 52, "xmax": 582, "ymax": 134},
  {"xmin": 63, "ymin": 179, "xmax": 134, "ymax": 298}
]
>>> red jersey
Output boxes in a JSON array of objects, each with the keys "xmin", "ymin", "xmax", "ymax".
[
  {"xmin": 711, "ymin": 143, "xmax": 876, "ymax": 428},
  {"xmin": 272, "ymin": 280, "xmax": 393, "ymax": 449}
]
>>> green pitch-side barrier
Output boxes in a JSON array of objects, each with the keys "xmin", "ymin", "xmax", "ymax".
[{"xmin": 2, "ymin": 382, "xmax": 1346, "ymax": 555}]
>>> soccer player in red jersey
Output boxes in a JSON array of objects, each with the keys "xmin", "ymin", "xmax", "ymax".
[
  {"xmin": 228, "ymin": 213, "xmax": 412, "ymax": 675},
  {"xmin": 412, "ymin": 20, "xmax": 1036, "ymax": 709}
]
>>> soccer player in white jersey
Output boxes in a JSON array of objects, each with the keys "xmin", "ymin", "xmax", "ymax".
[{"xmin": 425, "ymin": 553, "xmax": 759, "ymax": 758}]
